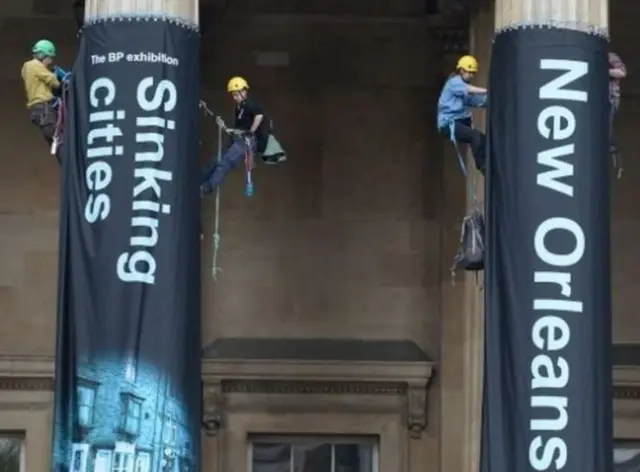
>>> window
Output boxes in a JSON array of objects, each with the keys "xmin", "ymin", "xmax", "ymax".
[
  {"xmin": 614, "ymin": 441, "xmax": 640, "ymax": 472},
  {"xmin": 134, "ymin": 452, "xmax": 151, "ymax": 472},
  {"xmin": 120, "ymin": 393, "xmax": 143, "ymax": 435},
  {"xmin": 248, "ymin": 436, "xmax": 378, "ymax": 472},
  {"xmin": 70, "ymin": 444, "xmax": 91, "ymax": 471},
  {"xmin": 112, "ymin": 452, "xmax": 134, "ymax": 472},
  {"xmin": 77, "ymin": 384, "xmax": 97, "ymax": 428},
  {"xmin": 124, "ymin": 360, "xmax": 137, "ymax": 383},
  {"xmin": 0, "ymin": 434, "xmax": 24, "ymax": 472},
  {"xmin": 112, "ymin": 442, "xmax": 135, "ymax": 472},
  {"xmin": 163, "ymin": 418, "xmax": 177, "ymax": 445},
  {"xmin": 95, "ymin": 450, "xmax": 113, "ymax": 472}
]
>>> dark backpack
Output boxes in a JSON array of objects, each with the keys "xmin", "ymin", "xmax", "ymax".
[{"xmin": 451, "ymin": 210, "xmax": 485, "ymax": 281}]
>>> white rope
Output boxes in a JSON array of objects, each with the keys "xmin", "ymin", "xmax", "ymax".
[{"xmin": 211, "ymin": 124, "xmax": 223, "ymax": 279}]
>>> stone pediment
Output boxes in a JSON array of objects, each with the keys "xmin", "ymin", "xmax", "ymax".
[{"xmin": 201, "ymin": 338, "xmax": 434, "ymax": 439}]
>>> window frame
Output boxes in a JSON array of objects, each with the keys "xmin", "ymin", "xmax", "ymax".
[
  {"xmin": 0, "ymin": 433, "xmax": 25, "ymax": 472},
  {"xmin": 163, "ymin": 417, "xmax": 178, "ymax": 445},
  {"xmin": 112, "ymin": 442, "xmax": 136, "ymax": 472},
  {"xmin": 614, "ymin": 440, "xmax": 640, "ymax": 471},
  {"xmin": 119, "ymin": 392, "xmax": 144, "ymax": 436},
  {"xmin": 247, "ymin": 435, "xmax": 379, "ymax": 472},
  {"xmin": 134, "ymin": 451, "xmax": 152, "ymax": 472},
  {"xmin": 76, "ymin": 379, "xmax": 98, "ymax": 428}
]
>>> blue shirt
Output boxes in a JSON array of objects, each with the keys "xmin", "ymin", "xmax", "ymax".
[{"xmin": 436, "ymin": 75, "xmax": 487, "ymax": 129}]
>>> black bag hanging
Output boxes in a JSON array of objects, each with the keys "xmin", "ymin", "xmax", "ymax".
[
  {"xmin": 445, "ymin": 121, "xmax": 485, "ymax": 281},
  {"xmin": 451, "ymin": 209, "xmax": 485, "ymax": 280}
]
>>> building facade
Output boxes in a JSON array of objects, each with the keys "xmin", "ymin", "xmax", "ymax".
[{"xmin": 1, "ymin": 0, "xmax": 640, "ymax": 471}]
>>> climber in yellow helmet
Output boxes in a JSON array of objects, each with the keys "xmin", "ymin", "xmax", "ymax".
[
  {"xmin": 201, "ymin": 76, "xmax": 281, "ymax": 195},
  {"xmin": 437, "ymin": 55, "xmax": 488, "ymax": 174}
]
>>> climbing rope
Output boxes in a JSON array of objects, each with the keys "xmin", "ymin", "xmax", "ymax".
[
  {"xmin": 211, "ymin": 124, "xmax": 223, "ymax": 279},
  {"xmin": 447, "ymin": 120, "xmax": 480, "ymax": 208},
  {"xmin": 199, "ymin": 99, "xmax": 256, "ymax": 278},
  {"xmin": 199, "ymin": 100, "xmax": 225, "ymax": 278},
  {"xmin": 244, "ymin": 136, "xmax": 255, "ymax": 197},
  {"xmin": 51, "ymin": 78, "xmax": 71, "ymax": 157},
  {"xmin": 447, "ymin": 120, "xmax": 484, "ymax": 289}
]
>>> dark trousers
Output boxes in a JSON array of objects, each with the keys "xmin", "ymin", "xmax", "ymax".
[
  {"xmin": 28, "ymin": 101, "xmax": 60, "ymax": 164},
  {"xmin": 609, "ymin": 98, "xmax": 619, "ymax": 147},
  {"xmin": 201, "ymin": 136, "xmax": 256, "ymax": 194},
  {"xmin": 440, "ymin": 117, "xmax": 486, "ymax": 173}
]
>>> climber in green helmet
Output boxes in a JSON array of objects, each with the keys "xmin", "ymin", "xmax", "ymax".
[{"xmin": 21, "ymin": 39, "xmax": 68, "ymax": 164}]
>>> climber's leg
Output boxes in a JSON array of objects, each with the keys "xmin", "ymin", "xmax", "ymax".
[
  {"xmin": 609, "ymin": 99, "xmax": 623, "ymax": 177},
  {"xmin": 440, "ymin": 118, "xmax": 486, "ymax": 174},
  {"xmin": 28, "ymin": 101, "xmax": 60, "ymax": 164},
  {"xmin": 609, "ymin": 99, "xmax": 619, "ymax": 152},
  {"xmin": 201, "ymin": 137, "xmax": 254, "ymax": 195}
]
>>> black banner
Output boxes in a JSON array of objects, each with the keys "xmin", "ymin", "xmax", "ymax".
[
  {"xmin": 482, "ymin": 29, "xmax": 612, "ymax": 472},
  {"xmin": 53, "ymin": 18, "xmax": 201, "ymax": 471}
]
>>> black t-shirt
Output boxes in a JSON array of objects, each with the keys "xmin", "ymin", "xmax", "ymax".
[{"xmin": 234, "ymin": 99, "xmax": 270, "ymax": 152}]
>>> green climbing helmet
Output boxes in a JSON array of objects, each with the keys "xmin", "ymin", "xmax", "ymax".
[{"xmin": 32, "ymin": 39, "xmax": 56, "ymax": 57}]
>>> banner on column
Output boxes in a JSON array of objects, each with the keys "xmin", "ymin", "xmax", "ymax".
[
  {"xmin": 53, "ymin": 18, "xmax": 201, "ymax": 472},
  {"xmin": 482, "ymin": 28, "xmax": 612, "ymax": 472}
]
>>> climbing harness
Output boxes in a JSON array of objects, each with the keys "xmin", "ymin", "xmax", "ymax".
[{"xmin": 199, "ymin": 100, "xmax": 256, "ymax": 198}]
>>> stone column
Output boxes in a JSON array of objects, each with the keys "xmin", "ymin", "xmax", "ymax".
[
  {"xmin": 494, "ymin": 0, "xmax": 607, "ymax": 33},
  {"xmin": 80, "ymin": 0, "xmax": 203, "ymax": 467},
  {"xmin": 461, "ymin": 3, "xmax": 492, "ymax": 472},
  {"xmin": 463, "ymin": 2, "xmax": 609, "ymax": 472},
  {"xmin": 84, "ymin": 0, "xmax": 198, "ymax": 20}
]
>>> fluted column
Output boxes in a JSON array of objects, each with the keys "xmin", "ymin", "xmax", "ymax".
[
  {"xmin": 85, "ymin": 0, "xmax": 198, "ymax": 20},
  {"xmin": 481, "ymin": 2, "xmax": 611, "ymax": 472},
  {"xmin": 495, "ymin": 0, "xmax": 607, "ymax": 33}
]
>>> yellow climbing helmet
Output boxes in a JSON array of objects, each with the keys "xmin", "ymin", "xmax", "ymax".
[
  {"xmin": 227, "ymin": 76, "xmax": 249, "ymax": 92},
  {"xmin": 456, "ymin": 55, "xmax": 479, "ymax": 73}
]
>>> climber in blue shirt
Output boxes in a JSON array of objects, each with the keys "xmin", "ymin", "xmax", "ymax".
[{"xmin": 437, "ymin": 55, "xmax": 488, "ymax": 174}]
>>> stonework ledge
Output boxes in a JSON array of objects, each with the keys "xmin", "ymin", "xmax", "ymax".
[
  {"xmin": 0, "ymin": 353, "xmax": 638, "ymax": 428},
  {"xmin": 613, "ymin": 366, "xmax": 640, "ymax": 399},
  {"xmin": 202, "ymin": 357, "xmax": 434, "ymax": 438},
  {"xmin": 0, "ymin": 355, "xmax": 55, "ymax": 391},
  {"xmin": 201, "ymin": 338, "xmax": 435, "ymax": 439}
]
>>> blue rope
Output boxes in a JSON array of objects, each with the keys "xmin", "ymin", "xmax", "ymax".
[{"xmin": 448, "ymin": 120, "xmax": 478, "ymax": 206}]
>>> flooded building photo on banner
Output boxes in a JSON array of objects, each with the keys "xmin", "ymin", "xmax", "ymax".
[
  {"xmin": 53, "ymin": 359, "xmax": 192, "ymax": 472},
  {"xmin": 1, "ymin": 0, "xmax": 640, "ymax": 471}
]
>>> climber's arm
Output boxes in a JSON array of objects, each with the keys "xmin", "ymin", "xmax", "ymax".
[
  {"xmin": 609, "ymin": 52, "xmax": 626, "ymax": 79},
  {"xmin": 467, "ymin": 93, "xmax": 488, "ymax": 108},
  {"xmin": 250, "ymin": 114, "xmax": 264, "ymax": 133},
  {"xmin": 30, "ymin": 60, "xmax": 61, "ymax": 89},
  {"xmin": 245, "ymin": 101, "xmax": 265, "ymax": 134},
  {"xmin": 467, "ymin": 84, "xmax": 487, "ymax": 95}
]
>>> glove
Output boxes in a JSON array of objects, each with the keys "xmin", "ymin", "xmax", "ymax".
[{"xmin": 53, "ymin": 66, "xmax": 66, "ymax": 81}]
